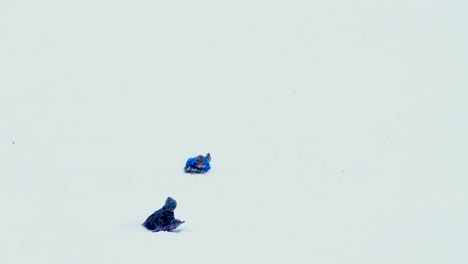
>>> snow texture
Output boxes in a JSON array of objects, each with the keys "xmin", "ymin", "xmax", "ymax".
[{"xmin": 1, "ymin": 1, "xmax": 468, "ymax": 264}]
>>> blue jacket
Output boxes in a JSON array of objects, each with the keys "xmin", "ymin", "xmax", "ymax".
[{"xmin": 184, "ymin": 156, "xmax": 211, "ymax": 173}]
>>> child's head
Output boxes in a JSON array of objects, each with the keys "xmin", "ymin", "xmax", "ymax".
[
  {"xmin": 164, "ymin": 197, "xmax": 177, "ymax": 211},
  {"xmin": 196, "ymin": 155, "xmax": 205, "ymax": 167}
]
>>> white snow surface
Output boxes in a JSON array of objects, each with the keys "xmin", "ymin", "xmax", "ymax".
[{"xmin": 1, "ymin": 1, "xmax": 468, "ymax": 263}]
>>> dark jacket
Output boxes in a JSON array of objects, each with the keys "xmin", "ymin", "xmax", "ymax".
[{"xmin": 142, "ymin": 197, "xmax": 177, "ymax": 231}]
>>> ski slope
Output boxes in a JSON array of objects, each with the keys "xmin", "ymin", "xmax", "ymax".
[{"xmin": 1, "ymin": 1, "xmax": 467, "ymax": 263}]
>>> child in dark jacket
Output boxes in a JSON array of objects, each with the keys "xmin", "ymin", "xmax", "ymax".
[{"xmin": 142, "ymin": 197, "xmax": 180, "ymax": 231}]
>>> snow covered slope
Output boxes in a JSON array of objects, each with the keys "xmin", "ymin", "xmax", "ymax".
[{"xmin": 1, "ymin": 1, "xmax": 467, "ymax": 263}]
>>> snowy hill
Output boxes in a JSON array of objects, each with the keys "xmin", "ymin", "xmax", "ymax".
[{"xmin": 1, "ymin": 1, "xmax": 467, "ymax": 263}]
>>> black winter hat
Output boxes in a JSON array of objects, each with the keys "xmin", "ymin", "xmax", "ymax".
[
  {"xmin": 196, "ymin": 155, "xmax": 205, "ymax": 164},
  {"xmin": 164, "ymin": 197, "xmax": 177, "ymax": 211}
]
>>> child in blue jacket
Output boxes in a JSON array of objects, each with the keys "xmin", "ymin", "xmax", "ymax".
[{"xmin": 184, "ymin": 153, "xmax": 211, "ymax": 174}]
